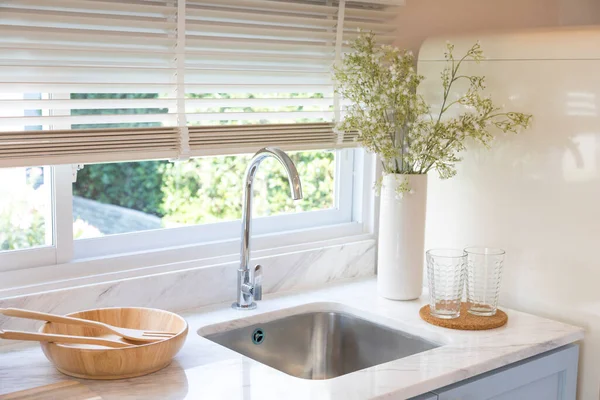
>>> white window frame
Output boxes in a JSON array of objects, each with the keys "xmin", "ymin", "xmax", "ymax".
[{"xmin": 0, "ymin": 147, "xmax": 376, "ymax": 292}]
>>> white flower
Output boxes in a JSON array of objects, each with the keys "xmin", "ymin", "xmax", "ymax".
[{"xmin": 333, "ymin": 33, "xmax": 530, "ymax": 195}]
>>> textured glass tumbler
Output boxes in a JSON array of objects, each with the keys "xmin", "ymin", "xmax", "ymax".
[
  {"xmin": 465, "ymin": 247, "xmax": 506, "ymax": 316},
  {"xmin": 426, "ymin": 249, "xmax": 467, "ymax": 319}
]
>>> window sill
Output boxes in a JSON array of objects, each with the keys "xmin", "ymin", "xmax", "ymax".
[{"xmin": 0, "ymin": 222, "xmax": 372, "ymax": 298}]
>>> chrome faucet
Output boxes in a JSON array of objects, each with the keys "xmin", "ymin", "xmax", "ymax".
[{"xmin": 232, "ymin": 147, "xmax": 303, "ymax": 310}]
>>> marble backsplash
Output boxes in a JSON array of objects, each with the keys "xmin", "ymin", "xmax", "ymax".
[{"xmin": 0, "ymin": 239, "xmax": 375, "ymax": 339}]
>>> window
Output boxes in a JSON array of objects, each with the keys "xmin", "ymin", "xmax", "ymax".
[
  {"xmin": 0, "ymin": 84, "xmax": 358, "ymax": 268},
  {"xmin": 67, "ymin": 87, "xmax": 337, "ymax": 240},
  {"xmin": 71, "ymin": 148, "xmax": 354, "ymax": 259},
  {"xmin": 0, "ymin": 0, "xmax": 388, "ymax": 281},
  {"xmin": 72, "ymin": 150, "xmax": 336, "ymax": 238},
  {"xmin": 0, "ymin": 148, "xmax": 358, "ymax": 268}
]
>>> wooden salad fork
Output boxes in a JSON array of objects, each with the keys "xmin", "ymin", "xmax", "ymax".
[{"xmin": 0, "ymin": 308, "xmax": 177, "ymax": 344}]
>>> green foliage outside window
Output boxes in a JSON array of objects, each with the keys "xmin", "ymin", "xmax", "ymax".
[
  {"xmin": 74, "ymin": 161, "xmax": 165, "ymax": 217},
  {"xmin": 0, "ymin": 193, "xmax": 46, "ymax": 251},
  {"xmin": 0, "ymin": 168, "xmax": 48, "ymax": 251},
  {"xmin": 159, "ymin": 151, "xmax": 334, "ymax": 225},
  {"xmin": 73, "ymin": 151, "xmax": 334, "ymax": 226}
]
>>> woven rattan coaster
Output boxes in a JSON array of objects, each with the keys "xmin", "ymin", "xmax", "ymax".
[{"xmin": 419, "ymin": 303, "xmax": 508, "ymax": 330}]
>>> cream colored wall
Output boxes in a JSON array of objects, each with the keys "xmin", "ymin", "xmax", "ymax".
[
  {"xmin": 412, "ymin": 23, "xmax": 600, "ymax": 400},
  {"xmin": 394, "ymin": 0, "xmax": 600, "ymax": 55},
  {"xmin": 560, "ymin": 0, "xmax": 600, "ymax": 25},
  {"xmin": 420, "ymin": 50, "xmax": 600, "ymax": 400},
  {"xmin": 392, "ymin": 3, "xmax": 600, "ymax": 398},
  {"xmin": 393, "ymin": 3, "xmax": 600, "ymax": 397}
]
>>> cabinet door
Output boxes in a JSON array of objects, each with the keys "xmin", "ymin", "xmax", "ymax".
[{"xmin": 434, "ymin": 344, "xmax": 579, "ymax": 400}]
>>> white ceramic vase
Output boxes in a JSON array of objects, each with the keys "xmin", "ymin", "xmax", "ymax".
[{"xmin": 377, "ymin": 173, "xmax": 427, "ymax": 300}]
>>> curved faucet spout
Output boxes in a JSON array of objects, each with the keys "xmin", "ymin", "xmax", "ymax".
[
  {"xmin": 246, "ymin": 147, "xmax": 302, "ymax": 200},
  {"xmin": 233, "ymin": 147, "xmax": 303, "ymax": 310}
]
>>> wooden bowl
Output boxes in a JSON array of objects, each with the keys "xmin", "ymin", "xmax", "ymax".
[{"xmin": 39, "ymin": 307, "xmax": 188, "ymax": 380}]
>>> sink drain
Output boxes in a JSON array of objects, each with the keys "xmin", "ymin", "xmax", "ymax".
[{"xmin": 252, "ymin": 328, "xmax": 265, "ymax": 345}]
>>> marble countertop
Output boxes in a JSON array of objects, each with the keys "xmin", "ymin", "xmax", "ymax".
[{"xmin": 0, "ymin": 278, "xmax": 584, "ymax": 400}]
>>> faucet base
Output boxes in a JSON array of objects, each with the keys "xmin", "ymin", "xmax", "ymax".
[{"xmin": 232, "ymin": 302, "xmax": 257, "ymax": 310}]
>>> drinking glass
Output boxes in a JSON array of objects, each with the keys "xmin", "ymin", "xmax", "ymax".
[
  {"xmin": 426, "ymin": 249, "xmax": 467, "ymax": 319},
  {"xmin": 465, "ymin": 247, "xmax": 506, "ymax": 316}
]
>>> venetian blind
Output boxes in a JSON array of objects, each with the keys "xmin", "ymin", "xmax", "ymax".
[{"xmin": 0, "ymin": 0, "xmax": 400, "ymax": 167}]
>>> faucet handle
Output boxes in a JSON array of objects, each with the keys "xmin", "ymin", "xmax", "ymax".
[{"xmin": 253, "ymin": 264, "xmax": 262, "ymax": 301}]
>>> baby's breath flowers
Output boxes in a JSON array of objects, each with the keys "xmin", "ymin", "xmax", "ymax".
[{"xmin": 334, "ymin": 32, "xmax": 532, "ymax": 195}]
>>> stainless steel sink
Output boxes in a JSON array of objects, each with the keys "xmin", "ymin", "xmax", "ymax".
[{"xmin": 202, "ymin": 311, "xmax": 439, "ymax": 380}]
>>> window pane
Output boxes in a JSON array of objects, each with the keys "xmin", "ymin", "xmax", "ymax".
[
  {"xmin": 72, "ymin": 150, "xmax": 335, "ymax": 238},
  {"xmin": 0, "ymin": 167, "xmax": 52, "ymax": 251}
]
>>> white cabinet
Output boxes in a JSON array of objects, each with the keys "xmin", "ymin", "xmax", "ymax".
[{"xmin": 410, "ymin": 344, "xmax": 579, "ymax": 400}]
